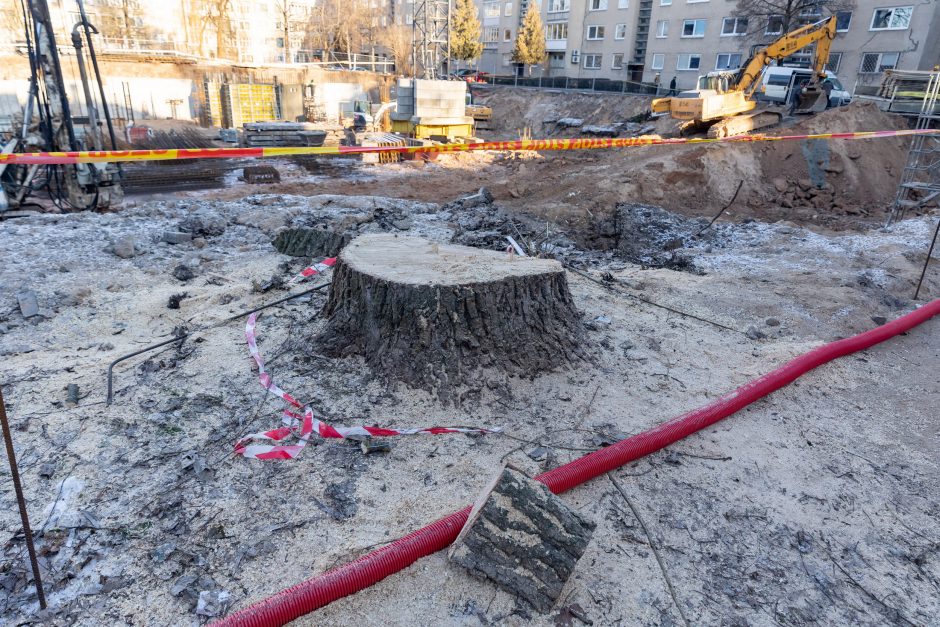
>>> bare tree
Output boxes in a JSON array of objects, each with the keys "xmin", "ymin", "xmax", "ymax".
[
  {"xmin": 733, "ymin": 0, "xmax": 854, "ymax": 44},
  {"xmin": 382, "ymin": 24, "xmax": 414, "ymax": 76},
  {"xmin": 186, "ymin": 0, "xmax": 236, "ymax": 59}
]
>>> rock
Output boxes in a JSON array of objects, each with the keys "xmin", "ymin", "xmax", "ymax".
[
  {"xmin": 581, "ymin": 125, "xmax": 620, "ymax": 137},
  {"xmin": 60, "ymin": 286, "xmax": 92, "ymax": 306},
  {"xmin": 193, "ymin": 237, "xmax": 207, "ymax": 249},
  {"xmin": 151, "ymin": 542, "xmax": 177, "ymax": 562},
  {"xmin": 179, "ymin": 211, "xmax": 226, "ymax": 237},
  {"xmin": 745, "ymin": 326, "xmax": 767, "ymax": 340},
  {"xmin": 527, "ymin": 447, "xmax": 550, "ymax": 462},
  {"xmin": 172, "ymin": 265, "xmax": 196, "ymax": 282},
  {"xmin": 16, "ymin": 290, "xmax": 40, "ymax": 318},
  {"xmin": 167, "ymin": 293, "xmax": 188, "ymax": 309},
  {"xmin": 195, "ymin": 590, "xmax": 231, "ymax": 617},
  {"xmin": 162, "ymin": 231, "xmax": 193, "ymax": 245},
  {"xmin": 391, "ymin": 218, "xmax": 414, "ymax": 230},
  {"xmin": 112, "ymin": 235, "xmax": 137, "ymax": 259},
  {"xmin": 772, "ymin": 178, "xmax": 789, "ymax": 193},
  {"xmin": 458, "ymin": 187, "xmax": 494, "ymax": 209},
  {"xmin": 871, "ymin": 316, "xmax": 887, "ymax": 325},
  {"xmin": 39, "ymin": 462, "xmax": 56, "ymax": 478},
  {"xmin": 170, "ymin": 574, "xmax": 198, "ymax": 597},
  {"xmin": 556, "ymin": 117, "xmax": 583, "ymax": 128},
  {"xmin": 765, "ymin": 318, "xmax": 781, "ymax": 327},
  {"xmin": 797, "ymin": 179, "xmax": 814, "ymax": 192}
]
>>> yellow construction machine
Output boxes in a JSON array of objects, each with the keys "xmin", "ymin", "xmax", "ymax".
[{"xmin": 651, "ymin": 17, "xmax": 837, "ymax": 137}]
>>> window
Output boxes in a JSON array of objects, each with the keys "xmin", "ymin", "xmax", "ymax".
[
  {"xmin": 715, "ymin": 53, "xmax": 742, "ymax": 70},
  {"xmin": 870, "ymin": 6, "xmax": 912, "ymax": 30},
  {"xmin": 651, "ymin": 53, "xmax": 665, "ymax": 70},
  {"xmin": 799, "ymin": 3, "xmax": 821, "ymax": 16},
  {"xmin": 687, "ymin": 0, "xmax": 709, "ymax": 3},
  {"xmin": 612, "ymin": 53, "xmax": 625, "ymax": 69},
  {"xmin": 615, "ymin": 23, "xmax": 627, "ymax": 39},
  {"xmin": 502, "ymin": 53, "xmax": 513, "ymax": 67},
  {"xmin": 504, "ymin": 29, "xmax": 512, "ymax": 41},
  {"xmin": 549, "ymin": 51, "xmax": 566, "ymax": 68},
  {"xmin": 677, "ymin": 53, "xmax": 701, "ymax": 70},
  {"xmin": 721, "ymin": 17, "xmax": 747, "ymax": 36},
  {"xmin": 589, "ymin": 0, "xmax": 608, "ymax": 9},
  {"xmin": 660, "ymin": 0, "xmax": 671, "ymax": 5},
  {"xmin": 548, "ymin": 0, "xmax": 570, "ymax": 11},
  {"xmin": 835, "ymin": 11, "xmax": 852, "ymax": 31},
  {"xmin": 860, "ymin": 51, "xmax": 900, "ymax": 72},
  {"xmin": 682, "ymin": 19, "xmax": 706, "ymax": 37},
  {"xmin": 546, "ymin": 22, "xmax": 569, "ymax": 39},
  {"xmin": 505, "ymin": 2, "xmax": 512, "ymax": 16},
  {"xmin": 825, "ymin": 52, "xmax": 842, "ymax": 73},
  {"xmin": 618, "ymin": 0, "xmax": 629, "ymax": 7},
  {"xmin": 484, "ymin": 26, "xmax": 499, "ymax": 42},
  {"xmin": 766, "ymin": 15, "xmax": 784, "ymax": 35},
  {"xmin": 587, "ymin": 25, "xmax": 605, "ymax": 39},
  {"xmin": 656, "ymin": 20, "xmax": 668, "ymax": 37},
  {"xmin": 484, "ymin": 1, "xmax": 500, "ymax": 17},
  {"xmin": 583, "ymin": 54, "xmax": 603, "ymax": 69}
]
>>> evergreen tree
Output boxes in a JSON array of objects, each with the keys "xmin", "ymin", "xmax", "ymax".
[
  {"xmin": 512, "ymin": 1, "xmax": 547, "ymax": 75},
  {"xmin": 451, "ymin": 0, "xmax": 484, "ymax": 64}
]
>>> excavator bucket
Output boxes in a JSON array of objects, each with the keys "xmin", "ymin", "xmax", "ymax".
[{"xmin": 793, "ymin": 86, "xmax": 829, "ymax": 114}]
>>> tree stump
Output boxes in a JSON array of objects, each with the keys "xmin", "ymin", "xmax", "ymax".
[
  {"xmin": 317, "ymin": 234, "xmax": 584, "ymax": 399},
  {"xmin": 449, "ymin": 466, "xmax": 596, "ymax": 613},
  {"xmin": 272, "ymin": 227, "xmax": 350, "ymax": 258}
]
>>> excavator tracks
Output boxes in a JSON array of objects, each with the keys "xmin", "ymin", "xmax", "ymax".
[{"xmin": 706, "ymin": 110, "xmax": 784, "ymax": 138}]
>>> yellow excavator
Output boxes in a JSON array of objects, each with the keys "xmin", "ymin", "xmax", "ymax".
[{"xmin": 651, "ymin": 16, "xmax": 837, "ymax": 137}]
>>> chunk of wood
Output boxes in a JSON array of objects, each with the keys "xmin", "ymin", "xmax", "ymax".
[{"xmin": 449, "ymin": 466, "xmax": 596, "ymax": 613}]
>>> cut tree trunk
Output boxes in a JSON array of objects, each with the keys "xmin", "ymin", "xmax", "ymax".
[
  {"xmin": 272, "ymin": 227, "xmax": 350, "ymax": 258},
  {"xmin": 449, "ymin": 465, "xmax": 596, "ymax": 613},
  {"xmin": 317, "ymin": 234, "xmax": 584, "ymax": 400}
]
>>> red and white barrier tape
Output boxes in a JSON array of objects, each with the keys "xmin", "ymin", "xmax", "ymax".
[{"xmin": 235, "ymin": 258, "xmax": 498, "ymax": 460}]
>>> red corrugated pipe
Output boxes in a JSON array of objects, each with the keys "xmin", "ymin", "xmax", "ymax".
[{"xmin": 216, "ymin": 298, "xmax": 940, "ymax": 627}]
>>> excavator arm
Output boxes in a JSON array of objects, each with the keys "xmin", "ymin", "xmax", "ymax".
[{"xmin": 735, "ymin": 16, "xmax": 837, "ymax": 98}]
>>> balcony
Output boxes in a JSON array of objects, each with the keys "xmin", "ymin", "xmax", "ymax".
[{"xmin": 547, "ymin": 40, "xmax": 568, "ymax": 51}]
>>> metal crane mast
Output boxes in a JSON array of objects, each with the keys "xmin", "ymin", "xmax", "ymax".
[{"xmin": 412, "ymin": 0, "xmax": 450, "ymax": 79}]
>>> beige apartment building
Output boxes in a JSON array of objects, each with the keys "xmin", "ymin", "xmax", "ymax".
[{"xmin": 475, "ymin": 0, "xmax": 940, "ymax": 94}]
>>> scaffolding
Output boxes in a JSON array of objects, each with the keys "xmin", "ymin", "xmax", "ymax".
[
  {"xmin": 412, "ymin": 0, "xmax": 450, "ymax": 80},
  {"xmin": 888, "ymin": 71, "xmax": 940, "ymax": 225}
]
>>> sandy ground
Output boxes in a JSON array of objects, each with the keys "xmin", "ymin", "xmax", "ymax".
[
  {"xmin": 1, "ymin": 89, "xmax": 938, "ymax": 625},
  {"xmin": 1, "ymin": 184, "xmax": 937, "ymax": 626}
]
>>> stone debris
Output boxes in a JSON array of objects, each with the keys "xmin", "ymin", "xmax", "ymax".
[{"xmin": 16, "ymin": 290, "xmax": 39, "ymax": 318}]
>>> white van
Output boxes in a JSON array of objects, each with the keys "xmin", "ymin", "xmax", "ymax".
[{"xmin": 760, "ymin": 66, "xmax": 851, "ymax": 108}]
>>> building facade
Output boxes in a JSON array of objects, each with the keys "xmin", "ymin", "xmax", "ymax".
[{"xmin": 474, "ymin": 0, "xmax": 940, "ymax": 94}]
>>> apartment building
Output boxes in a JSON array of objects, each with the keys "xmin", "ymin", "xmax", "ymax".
[
  {"xmin": 474, "ymin": 0, "xmax": 940, "ymax": 94},
  {"xmin": 477, "ymin": 0, "xmax": 644, "ymax": 78},
  {"xmin": 643, "ymin": 1, "xmax": 940, "ymax": 91}
]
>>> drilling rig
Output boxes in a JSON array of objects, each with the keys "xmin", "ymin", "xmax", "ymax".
[{"xmin": 1, "ymin": 0, "xmax": 122, "ymax": 212}]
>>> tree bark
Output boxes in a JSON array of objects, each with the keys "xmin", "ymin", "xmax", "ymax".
[
  {"xmin": 317, "ymin": 234, "xmax": 585, "ymax": 401},
  {"xmin": 449, "ymin": 465, "xmax": 596, "ymax": 613}
]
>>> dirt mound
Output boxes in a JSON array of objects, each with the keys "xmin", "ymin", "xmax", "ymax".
[
  {"xmin": 480, "ymin": 101, "xmax": 913, "ymax": 242},
  {"xmin": 474, "ymin": 87, "xmax": 651, "ymax": 137}
]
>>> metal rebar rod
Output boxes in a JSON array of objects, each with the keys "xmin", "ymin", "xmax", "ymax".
[
  {"xmin": 0, "ymin": 387, "xmax": 47, "ymax": 609},
  {"xmin": 914, "ymin": 216, "xmax": 940, "ymax": 300},
  {"xmin": 106, "ymin": 282, "xmax": 330, "ymax": 405}
]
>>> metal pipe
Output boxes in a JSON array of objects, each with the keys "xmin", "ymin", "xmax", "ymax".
[
  {"xmin": 71, "ymin": 22, "xmax": 103, "ymax": 151},
  {"xmin": 0, "ymin": 388, "xmax": 47, "ymax": 609},
  {"xmin": 75, "ymin": 0, "xmax": 119, "ymax": 153}
]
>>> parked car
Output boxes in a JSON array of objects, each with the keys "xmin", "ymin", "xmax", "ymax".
[
  {"xmin": 450, "ymin": 69, "xmax": 489, "ymax": 83},
  {"xmin": 760, "ymin": 66, "xmax": 851, "ymax": 108}
]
